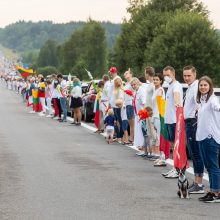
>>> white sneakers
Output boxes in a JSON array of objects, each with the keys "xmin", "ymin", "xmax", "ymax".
[
  {"xmin": 162, "ymin": 168, "xmax": 178, "ymax": 178},
  {"xmin": 28, "ymin": 110, "xmax": 35, "ymax": 114},
  {"xmin": 38, "ymin": 112, "xmax": 46, "ymax": 117},
  {"xmin": 46, "ymin": 115, "xmax": 53, "ymax": 118}
]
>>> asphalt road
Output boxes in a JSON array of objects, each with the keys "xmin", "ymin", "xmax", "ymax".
[{"xmin": 0, "ymin": 85, "xmax": 220, "ymax": 220}]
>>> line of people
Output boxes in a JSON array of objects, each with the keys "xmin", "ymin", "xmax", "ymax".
[{"xmin": 2, "ymin": 64, "xmax": 220, "ymax": 203}]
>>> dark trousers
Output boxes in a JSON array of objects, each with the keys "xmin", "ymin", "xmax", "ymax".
[
  {"xmin": 113, "ymin": 108, "xmax": 123, "ymax": 139},
  {"xmin": 185, "ymin": 119, "xmax": 204, "ymax": 177}
]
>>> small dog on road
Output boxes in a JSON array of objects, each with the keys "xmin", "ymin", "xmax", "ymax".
[{"xmin": 176, "ymin": 167, "xmax": 189, "ymax": 199}]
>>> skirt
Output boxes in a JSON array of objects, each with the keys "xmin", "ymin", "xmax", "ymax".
[{"xmin": 70, "ymin": 97, "xmax": 83, "ymax": 108}]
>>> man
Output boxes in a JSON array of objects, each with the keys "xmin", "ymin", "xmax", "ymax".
[
  {"xmin": 144, "ymin": 66, "xmax": 155, "ymax": 108},
  {"xmin": 183, "ymin": 65, "xmax": 204, "ymax": 194},
  {"xmin": 108, "ymin": 67, "xmax": 123, "ymax": 141},
  {"xmin": 163, "ymin": 66, "xmax": 183, "ymax": 178},
  {"xmin": 57, "ymin": 74, "xmax": 68, "ymax": 122},
  {"xmin": 124, "ymin": 69, "xmax": 134, "ymax": 143}
]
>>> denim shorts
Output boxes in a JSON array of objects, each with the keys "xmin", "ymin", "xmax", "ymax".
[
  {"xmin": 122, "ymin": 120, "xmax": 129, "ymax": 132},
  {"xmin": 165, "ymin": 123, "xmax": 176, "ymax": 142},
  {"xmin": 126, "ymin": 105, "xmax": 134, "ymax": 120}
]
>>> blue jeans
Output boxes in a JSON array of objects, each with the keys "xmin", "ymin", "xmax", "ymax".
[
  {"xmin": 126, "ymin": 105, "xmax": 134, "ymax": 120},
  {"xmin": 60, "ymin": 97, "xmax": 67, "ymax": 120},
  {"xmin": 165, "ymin": 123, "xmax": 176, "ymax": 142},
  {"xmin": 113, "ymin": 108, "xmax": 123, "ymax": 138},
  {"xmin": 199, "ymin": 137, "xmax": 220, "ymax": 192},
  {"xmin": 185, "ymin": 119, "xmax": 204, "ymax": 177}
]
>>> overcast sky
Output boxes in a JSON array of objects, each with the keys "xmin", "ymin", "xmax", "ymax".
[{"xmin": 0, "ymin": 0, "xmax": 219, "ymax": 28}]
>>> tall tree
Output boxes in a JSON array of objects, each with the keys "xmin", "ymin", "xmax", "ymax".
[
  {"xmin": 144, "ymin": 12, "xmax": 220, "ymax": 84},
  {"xmin": 37, "ymin": 39, "xmax": 59, "ymax": 67}
]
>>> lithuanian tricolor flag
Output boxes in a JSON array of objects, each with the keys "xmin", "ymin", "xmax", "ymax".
[
  {"xmin": 32, "ymin": 89, "xmax": 42, "ymax": 112},
  {"xmin": 16, "ymin": 65, "xmax": 34, "ymax": 78},
  {"xmin": 94, "ymin": 91, "xmax": 101, "ymax": 128},
  {"xmin": 156, "ymin": 96, "xmax": 171, "ymax": 159}
]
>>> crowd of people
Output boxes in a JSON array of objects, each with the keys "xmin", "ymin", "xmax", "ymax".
[{"xmin": 1, "ymin": 64, "xmax": 220, "ymax": 203}]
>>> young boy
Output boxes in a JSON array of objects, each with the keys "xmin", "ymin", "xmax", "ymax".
[{"xmin": 104, "ymin": 109, "xmax": 116, "ymax": 144}]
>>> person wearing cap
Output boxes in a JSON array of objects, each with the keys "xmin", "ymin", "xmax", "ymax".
[{"xmin": 108, "ymin": 67, "xmax": 123, "ymax": 141}]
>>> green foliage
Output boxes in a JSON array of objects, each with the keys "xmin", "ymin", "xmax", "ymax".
[
  {"xmin": 59, "ymin": 20, "xmax": 107, "ymax": 80},
  {"xmin": 144, "ymin": 12, "xmax": 220, "ymax": 84},
  {"xmin": 115, "ymin": 0, "xmax": 219, "ymax": 82},
  {"xmin": 0, "ymin": 21, "xmax": 121, "ymax": 52},
  {"xmin": 37, "ymin": 39, "xmax": 59, "ymax": 67},
  {"xmin": 36, "ymin": 66, "xmax": 59, "ymax": 77}
]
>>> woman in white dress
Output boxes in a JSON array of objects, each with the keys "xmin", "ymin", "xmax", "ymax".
[{"xmin": 131, "ymin": 78, "xmax": 146, "ymax": 149}]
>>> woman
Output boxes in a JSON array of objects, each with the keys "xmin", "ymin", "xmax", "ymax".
[
  {"xmin": 196, "ymin": 76, "xmax": 220, "ymax": 203},
  {"xmin": 131, "ymin": 77, "xmax": 146, "ymax": 149},
  {"xmin": 70, "ymin": 78, "xmax": 82, "ymax": 125},
  {"xmin": 151, "ymin": 73, "xmax": 166, "ymax": 165}
]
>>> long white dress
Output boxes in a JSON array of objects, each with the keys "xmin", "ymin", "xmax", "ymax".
[{"xmin": 133, "ymin": 86, "xmax": 146, "ymax": 148}]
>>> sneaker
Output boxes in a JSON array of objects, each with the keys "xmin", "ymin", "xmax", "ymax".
[
  {"xmin": 46, "ymin": 115, "xmax": 53, "ymax": 118},
  {"xmin": 136, "ymin": 152, "xmax": 147, "ymax": 156},
  {"xmin": 28, "ymin": 110, "xmax": 35, "ymax": 114},
  {"xmin": 154, "ymin": 159, "xmax": 166, "ymax": 167},
  {"xmin": 164, "ymin": 169, "xmax": 178, "ymax": 178},
  {"xmin": 199, "ymin": 192, "xmax": 213, "ymax": 201},
  {"xmin": 149, "ymin": 155, "xmax": 160, "ymax": 161},
  {"xmin": 188, "ymin": 183, "xmax": 205, "ymax": 194},
  {"xmin": 38, "ymin": 112, "xmax": 45, "ymax": 116},
  {"xmin": 59, "ymin": 119, "xmax": 67, "ymax": 122},
  {"xmin": 203, "ymin": 193, "xmax": 220, "ymax": 203},
  {"xmin": 53, "ymin": 116, "xmax": 59, "ymax": 120},
  {"xmin": 162, "ymin": 168, "xmax": 175, "ymax": 177},
  {"xmin": 204, "ymin": 195, "xmax": 220, "ymax": 203}
]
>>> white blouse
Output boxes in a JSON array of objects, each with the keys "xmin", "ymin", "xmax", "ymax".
[
  {"xmin": 71, "ymin": 86, "xmax": 82, "ymax": 98},
  {"xmin": 196, "ymin": 95, "xmax": 220, "ymax": 144}
]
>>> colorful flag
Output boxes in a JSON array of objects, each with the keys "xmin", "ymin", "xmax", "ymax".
[
  {"xmin": 16, "ymin": 65, "xmax": 34, "ymax": 78},
  {"xmin": 156, "ymin": 96, "xmax": 171, "ymax": 159},
  {"xmin": 94, "ymin": 91, "xmax": 101, "ymax": 128},
  {"xmin": 173, "ymin": 107, "xmax": 189, "ymax": 169},
  {"xmin": 32, "ymin": 89, "xmax": 42, "ymax": 112}
]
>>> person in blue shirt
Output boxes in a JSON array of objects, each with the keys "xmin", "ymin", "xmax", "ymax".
[{"xmin": 104, "ymin": 109, "xmax": 116, "ymax": 144}]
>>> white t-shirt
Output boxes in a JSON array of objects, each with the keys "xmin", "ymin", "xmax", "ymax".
[
  {"xmin": 146, "ymin": 81, "xmax": 155, "ymax": 108},
  {"xmin": 152, "ymin": 87, "xmax": 165, "ymax": 119},
  {"xmin": 124, "ymin": 82, "xmax": 133, "ymax": 106},
  {"xmin": 164, "ymin": 81, "xmax": 183, "ymax": 124},
  {"xmin": 108, "ymin": 75, "xmax": 122, "ymax": 107},
  {"xmin": 184, "ymin": 80, "xmax": 198, "ymax": 119},
  {"xmin": 121, "ymin": 105, "xmax": 128, "ymax": 121},
  {"xmin": 71, "ymin": 86, "xmax": 82, "ymax": 98}
]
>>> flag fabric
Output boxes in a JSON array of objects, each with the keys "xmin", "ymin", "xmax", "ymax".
[
  {"xmin": 94, "ymin": 91, "xmax": 101, "ymax": 128},
  {"xmin": 156, "ymin": 96, "xmax": 171, "ymax": 159},
  {"xmin": 173, "ymin": 107, "xmax": 189, "ymax": 170},
  {"xmin": 32, "ymin": 89, "xmax": 42, "ymax": 112},
  {"xmin": 16, "ymin": 65, "xmax": 34, "ymax": 78}
]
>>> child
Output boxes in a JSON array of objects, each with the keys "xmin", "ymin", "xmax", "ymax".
[
  {"xmin": 145, "ymin": 107, "xmax": 160, "ymax": 160},
  {"xmin": 115, "ymin": 99, "xmax": 130, "ymax": 145},
  {"xmin": 104, "ymin": 109, "xmax": 116, "ymax": 144},
  {"xmin": 45, "ymin": 79, "xmax": 53, "ymax": 117}
]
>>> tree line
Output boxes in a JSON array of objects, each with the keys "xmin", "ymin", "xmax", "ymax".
[{"xmin": 114, "ymin": 0, "xmax": 220, "ymax": 85}]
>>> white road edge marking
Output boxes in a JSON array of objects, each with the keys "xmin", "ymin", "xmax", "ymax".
[{"xmin": 70, "ymin": 117, "xmax": 209, "ymax": 181}]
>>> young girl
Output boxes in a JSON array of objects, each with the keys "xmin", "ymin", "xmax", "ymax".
[
  {"xmin": 45, "ymin": 79, "xmax": 53, "ymax": 117},
  {"xmin": 111, "ymin": 77, "xmax": 124, "ymax": 142},
  {"xmin": 70, "ymin": 78, "xmax": 82, "ymax": 125},
  {"xmin": 104, "ymin": 109, "xmax": 116, "ymax": 144},
  {"xmin": 38, "ymin": 75, "xmax": 46, "ymax": 116}
]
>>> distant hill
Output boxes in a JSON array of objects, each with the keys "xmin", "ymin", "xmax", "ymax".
[{"xmin": 0, "ymin": 21, "xmax": 121, "ymax": 52}]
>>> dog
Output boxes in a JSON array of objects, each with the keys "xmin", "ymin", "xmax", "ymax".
[{"xmin": 176, "ymin": 167, "xmax": 189, "ymax": 199}]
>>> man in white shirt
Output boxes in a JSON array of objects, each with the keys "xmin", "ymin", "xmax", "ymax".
[
  {"xmin": 183, "ymin": 65, "xmax": 204, "ymax": 194},
  {"xmin": 57, "ymin": 74, "xmax": 68, "ymax": 122},
  {"xmin": 163, "ymin": 66, "xmax": 183, "ymax": 178},
  {"xmin": 144, "ymin": 67, "xmax": 155, "ymax": 108}
]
